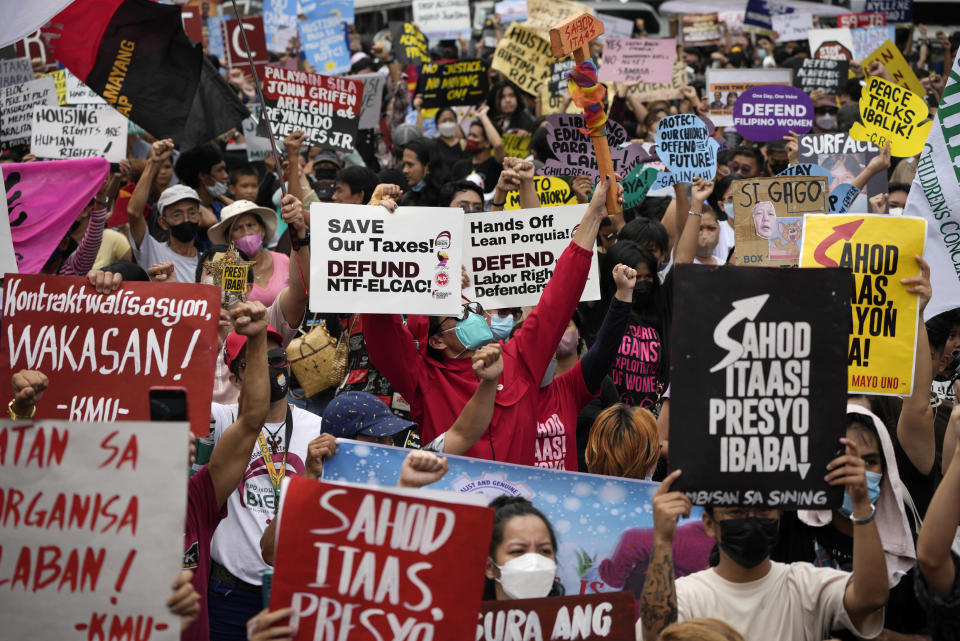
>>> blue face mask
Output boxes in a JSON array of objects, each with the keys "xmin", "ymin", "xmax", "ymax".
[
  {"xmin": 454, "ymin": 312, "xmax": 494, "ymax": 351},
  {"xmin": 490, "ymin": 314, "xmax": 515, "ymax": 340},
  {"xmin": 411, "ymin": 179, "xmax": 426, "ymax": 192},
  {"xmin": 839, "ymin": 470, "xmax": 882, "ymax": 518},
  {"xmin": 724, "ymin": 202, "xmax": 735, "ymax": 219}
]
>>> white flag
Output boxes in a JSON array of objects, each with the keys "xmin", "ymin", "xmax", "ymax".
[{"xmin": 0, "ymin": 0, "xmax": 74, "ymax": 48}]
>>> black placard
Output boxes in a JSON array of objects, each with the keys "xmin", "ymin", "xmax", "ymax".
[
  {"xmin": 390, "ymin": 21, "xmax": 430, "ymax": 66},
  {"xmin": 416, "ymin": 59, "xmax": 489, "ymax": 108},
  {"xmin": 793, "ymin": 58, "xmax": 849, "ymax": 96}
]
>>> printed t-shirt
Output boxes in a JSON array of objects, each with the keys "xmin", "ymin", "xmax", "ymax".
[
  {"xmin": 534, "ymin": 361, "xmax": 597, "ymax": 470},
  {"xmin": 610, "ymin": 320, "xmax": 662, "ymax": 410}
]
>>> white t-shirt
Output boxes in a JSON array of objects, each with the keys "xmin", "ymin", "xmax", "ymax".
[
  {"xmin": 128, "ymin": 230, "xmax": 199, "ymax": 284},
  {"xmin": 663, "ymin": 562, "xmax": 883, "ymax": 641},
  {"xmin": 714, "ymin": 220, "xmax": 734, "ymax": 264},
  {"xmin": 208, "ymin": 403, "xmax": 323, "ymax": 584}
]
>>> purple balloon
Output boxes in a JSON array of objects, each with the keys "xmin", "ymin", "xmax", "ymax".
[{"xmin": 733, "ymin": 85, "xmax": 814, "ymax": 142}]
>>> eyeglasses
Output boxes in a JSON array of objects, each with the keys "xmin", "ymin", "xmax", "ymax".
[
  {"xmin": 455, "ymin": 301, "xmax": 485, "ymax": 321},
  {"xmin": 164, "ymin": 208, "xmax": 201, "ymax": 224}
]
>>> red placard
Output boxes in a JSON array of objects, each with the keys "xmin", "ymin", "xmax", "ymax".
[
  {"xmin": 836, "ymin": 12, "xmax": 887, "ymax": 28},
  {"xmin": 14, "ymin": 30, "xmax": 57, "ymax": 72},
  {"xmin": 222, "ymin": 15, "xmax": 269, "ymax": 75},
  {"xmin": 0, "ymin": 274, "xmax": 220, "ymax": 437},
  {"xmin": 181, "ymin": 5, "xmax": 204, "ymax": 44},
  {"xmin": 478, "ymin": 592, "xmax": 636, "ymax": 640},
  {"xmin": 270, "ymin": 477, "xmax": 494, "ymax": 641}
]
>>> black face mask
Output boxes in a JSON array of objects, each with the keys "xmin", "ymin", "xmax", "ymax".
[
  {"xmin": 717, "ymin": 517, "xmax": 779, "ymax": 569},
  {"xmin": 168, "ymin": 220, "xmax": 198, "ymax": 243},
  {"xmin": 768, "ymin": 161, "xmax": 789, "ymax": 176},
  {"xmin": 269, "ymin": 365, "xmax": 289, "ymax": 403},
  {"xmin": 633, "ymin": 280, "xmax": 654, "ymax": 307}
]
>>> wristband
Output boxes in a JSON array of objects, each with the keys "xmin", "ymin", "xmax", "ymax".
[
  {"xmin": 850, "ymin": 503, "xmax": 876, "ymax": 525},
  {"xmin": 491, "ymin": 200, "xmax": 506, "ymax": 207},
  {"xmin": 8, "ymin": 399, "xmax": 36, "ymax": 420},
  {"xmin": 688, "ymin": 210, "xmax": 703, "ymax": 217},
  {"xmin": 290, "ymin": 226, "xmax": 310, "ymax": 250}
]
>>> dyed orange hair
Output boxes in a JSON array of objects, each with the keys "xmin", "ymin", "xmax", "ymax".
[
  {"xmin": 658, "ymin": 618, "xmax": 744, "ymax": 641},
  {"xmin": 585, "ymin": 404, "xmax": 660, "ymax": 479}
]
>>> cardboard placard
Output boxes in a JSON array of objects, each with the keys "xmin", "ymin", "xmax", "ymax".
[
  {"xmin": 417, "ymin": 60, "xmax": 490, "ymax": 109},
  {"xmin": 732, "ymin": 176, "xmax": 829, "ymax": 267},
  {"xmin": 669, "ymin": 264, "xmax": 850, "ymax": 508},
  {"xmin": 504, "ymin": 175, "xmax": 576, "ymax": 209},
  {"xmin": 680, "ymin": 13, "xmax": 721, "ymax": 46},
  {"xmin": 522, "ymin": 0, "xmax": 593, "ymax": 38},
  {"xmin": 852, "ymin": 25, "xmax": 897, "ymax": 61},
  {"xmin": 849, "ymin": 75, "xmax": 932, "ymax": 157},
  {"xmin": 270, "ymin": 476, "xmax": 492, "ymax": 641},
  {"xmin": 221, "ymin": 16, "xmax": 269, "ymax": 75},
  {"xmin": 627, "ymin": 62, "xmax": 688, "ymax": 102},
  {"xmin": 651, "ymin": 113, "xmax": 719, "ymax": 188},
  {"xmin": 545, "ymin": 58, "xmax": 576, "ymax": 98},
  {"xmin": 491, "ymin": 23, "xmax": 554, "ymax": 97},
  {"xmin": 799, "ymin": 214, "xmax": 925, "ymax": 396},
  {"xmin": 354, "ymin": 73, "xmax": 385, "ymax": 130},
  {"xmin": 864, "ymin": 0, "xmax": 912, "ymax": 25},
  {"xmin": 799, "ymin": 132, "xmax": 888, "ymax": 213},
  {"xmin": 0, "ymin": 275, "xmax": 219, "ymax": 437},
  {"xmin": 463, "ymin": 204, "xmax": 599, "ymax": 308},
  {"xmin": 31, "ymin": 106, "xmax": 127, "ymax": 163},
  {"xmin": 0, "ymin": 76, "xmax": 56, "ymax": 146},
  {"xmin": 0, "ymin": 57, "xmax": 33, "ymax": 89},
  {"xmin": 390, "ymin": 22, "xmax": 431, "ymax": 66},
  {"xmin": 809, "ymin": 28, "xmax": 855, "ymax": 61},
  {"xmin": 705, "ymin": 68, "xmax": 792, "ymax": 128},
  {"xmin": 412, "ymin": 0, "xmax": 471, "ymax": 39},
  {"xmin": 837, "ymin": 12, "xmax": 887, "ymax": 28},
  {"xmin": 597, "ymin": 38, "xmax": 676, "ymax": 85},
  {"xmin": 309, "ymin": 204, "xmax": 464, "ymax": 315},
  {"xmin": 0, "ymin": 419, "xmax": 187, "ymax": 639},
  {"xmin": 540, "ymin": 114, "xmax": 654, "ymax": 180},
  {"xmin": 793, "ymin": 58, "xmax": 850, "ymax": 96},
  {"xmin": 478, "ymin": 592, "xmax": 636, "ymax": 641},
  {"xmin": 502, "ymin": 132, "xmax": 532, "ymax": 158},
  {"xmin": 261, "ymin": 65, "xmax": 364, "ymax": 153},
  {"xmin": 732, "ymin": 85, "xmax": 813, "ymax": 142},
  {"xmin": 300, "ymin": 0, "xmax": 352, "ymax": 76},
  {"xmin": 862, "ymin": 39, "xmax": 925, "ymax": 96},
  {"xmin": 771, "ymin": 11, "xmax": 814, "ymax": 43}
]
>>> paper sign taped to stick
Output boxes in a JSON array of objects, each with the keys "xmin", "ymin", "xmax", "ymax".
[
  {"xmin": 680, "ymin": 14, "xmax": 721, "ymax": 46},
  {"xmin": 669, "ymin": 264, "xmax": 850, "ymax": 508},
  {"xmin": 849, "ymin": 76, "xmax": 932, "ymax": 157},
  {"xmin": 733, "ymin": 85, "xmax": 813, "ymax": 142},
  {"xmin": 628, "ymin": 62, "xmax": 688, "ymax": 102},
  {"xmin": 799, "ymin": 132, "xmax": 888, "ymax": 213},
  {"xmin": 793, "ymin": 58, "xmax": 850, "ymax": 96},
  {"xmin": 270, "ymin": 476, "xmax": 492, "ymax": 641},
  {"xmin": 0, "ymin": 419, "xmax": 187, "ymax": 639},
  {"xmin": 413, "ymin": 0, "xmax": 471, "ymax": 39},
  {"xmin": 732, "ymin": 176, "xmax": 829, "ymax": 267},
  {"xmin": 1, "ymin": 76, "xmax": 56, "ymax": 146},
  {"xmin": 261, "ymin": 65, "xmax": 363, "ymax": 153},
  {"xmin": 862, "ymin": 39, "xmax": 925, "ymax": 96},
  {"xmin": 0, "ymin": 57, "xmax": 33, "ymax": 88},
  {"xmin": 705, "ymin": 68, "xmax": 791, "ymax": 128},
  {"xmin": 417, "ymin": 60, "xmax": 490, "ymax": 109},
  {"xmin": 651, "ymin": 113, "xmax": 718, "ymax": 188},
  {"xmin": 504, "ymin": 175, "xmax": 576, "ymax": 209},
  {"xmin": 598, "ymin": 38, "xmax": 676, "ymax": 85},
  {"xmin": 0, "ymin": 275, "xmax": 220, "ymax": 437},
  {"xmin": 478, "ymin": 592, "xmax": 636, "ymax": 641},
  {"xmin": 799, "ymin": 214, "xmax": 925, "ymax": 395},
  {"xmin": 31, "ymin": 106, "xmax": 127, "ymax": 163},
  {"xmin": 309, "ymin": 204, "xmax": 464, "ymax": 315},
  {"xmin": 491, "ymin": 24, "xmax": 554, "ymax": 96},
  {"xmin": 463, "ymin": 204, "xmax": 599, "ymax": 308}
]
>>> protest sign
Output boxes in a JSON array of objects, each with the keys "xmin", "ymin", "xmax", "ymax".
[
  {"xmin": 206, "ymin": 15, "xmax": 226, "ymax": 60},
  {"xmin": 733, "ymin": 85, "xmax": 813, "ymax": 142},
  {"xmin": 0, "ymin": 175, "xmax": 17, "ymax": 275},
  {"xmin": 622, "ymin": 164, "xmax": 659, "ymax": 210},
  {"xmin": 65, "ymin": 72, "xmax": 107, "ymax": 105},
  {"xmin": 596, "ymin": 13, "xmax": 633, "ymax": 41},
  {"xmin": 0, "ymin": 274, "xmax": 219, "ymax": 436},
  {"xmin": 743, "ymin": 0, "xmax": 795, "ymax": 35},
  {"xmin": 270, "ymin": 476, "xmax": 492, "ymax": 641},
  {"xmin": 719, "ymin": 11, "xmax": 748, "ymax": 44},
  {"xmin": 0, "ymin": 419, "xmax": 187, "ymax": 639},
  {"xmin": 14, "ymin": 30, "xmax": 57, "ymax": 72},
  {"xmin": 322, "ymin": 440, "xmax": 707, "ymax": 596},
  {"xmin": 799, "ymin": 133, "xmax": 887, "ymax": 213},
  {"xmin": 829, "ymin": 183, "xmax": 862, "ymax": 214},
  {"xmin": 300, "ymin": 0, "xmax": 352, "ymax": 76},
  {"xmin": 771, "ymin": 11, "xmax": 813, "ymax": 43},
  {"xmin": 522, "ymin": 0, "xmax": 593, "ymax": 38},
  {"xmin": 1, "ymin": 75, "xmax": 56, "ymax": 146},
  {"xmin": 496, "ymin": 0, "xmax": 528, "ymax": 23},
  {"xmin": 263, "ymin": 0, "xmax": 298, "ymax": 52},
  {"xmin": 240, "ymin": 104, "xmax": 272, "ymax": 161},
  {"xmin": 627, "ymin": 62, "xmax": 688, "ymax": 102},
  {"xmin": 309, "ymin": 204, "xmax": 464, "ymax": 315},
  {"xmin": 491, "ymin": 23, "xmax": 554, "ymax": 96},
  {"xmin": 809, "ymin": 28, "xmax": 856, "ymax": 61},
  {"xmin": 464, "ymin": 204, "xmax": 599, "ymax": 308},
  {"xmin": 261, "ymin": 65, "xmax": 363, "ymax": 153},
  {"xmin": 478, "ymin": 592, "xmax": 635, "ymax": 641},
  {"xmin": 598, "ymin": 38, "xmax": 675, "ymax": 85},
  {"xmin": 354, "ymin": 73, "xmax": 385, "ymax": 130},
  {"xmin": 777, "ymin": 163, "xmax": 832, "ymax": 184},
  {"xmin": 31, "ymin": 106, "xmax": 127, "ymax": 163},
  {"xmin": 793, "ymin": 58, "xmax": 849, "ymax": 96},
  {"xmin": 849, "ymin": 75, "xmax": 931, "ymax": 157},
  {"xmin": 852, "ymin": 25, "xmax": 896, "ymax": 62},
  {"xmin": 732, "ymin": 175, "xmax": 829, "ymax": 267},
  {"xmin": 669, "ymin": 264, "xmax": 850, "ymax": 508},
  {"xmin": 651, "ymin": 113, "xmax": 719, "ymax": 188},
  {"xmin": 503, "ymin": 132, "xmax": 532, "ymax": 159},
  {"xmin": 862, "ymin": 39, "xmax": 925, "ymax": 96},
  {"xmin": 504, "ymin": 175, "xmax": 576, "ymax": 209},
  {"xmin": 221, "ymin": 15, "xmax": 269, "ymax": 75},
  {"xmin": 800, "ymin": 215, "xmax": 924, "ymax": 395},
  {"xmin": 413, "ymin": 0, "xmax": 471, "ymax": 39},
  {"xmin": 390, "ymin": 22, "xmax": 430, "ymax": 66},
  {"xmin": 417, "ymin": 60, "xmax": 489, "ymax": 109},
  {"xmin": 42, "ymin": 69, "xmax": 67, "ymax": 106},
  {"xmin": 837, "ymin": 12, "xmax": 887, "ymax": 28},
  {"xmin": 0, "ymin": 57, "xmax": 32, "ymax": 88},
  {"xmin": 540, "ymin": 58, "xmax": 576, "ymax": 113},
  {"xmin": 705, "ymin": 68, "xmax": 791, "ymax": 127},
  {"xmin": 541, "ymin": 113, "xmax": 654, "ymax": 180},
  {"xmin": 865, "ymin": 0, "xmax": 912, "ymax": 25},
  {"xmin": 680, "ymin": 13, "xmax": 721, "ymax": 46},
  {"xmin": 180, "ymin": 4, "xmax": 204, "ymax": 44}
]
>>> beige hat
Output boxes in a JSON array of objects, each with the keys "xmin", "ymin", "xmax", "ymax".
[{"xmin": 208, "ymin": 200, "xmax": 277, "ymax": 245}]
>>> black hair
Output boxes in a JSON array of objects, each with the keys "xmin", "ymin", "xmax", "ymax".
[
  {"xmin": 887, "ymin": 182, "xmax": 911, "ymax": 196},
  {"xmin": 529, "ymin": 125, "xmax": 552, "ymax": 162},
  {"xmin": 841, "ymin": 78, "xmax": 863, "ymax": 102},
  {"xmin": 399, "ymin": 138, "xmax": 450, "ymax": 206},
  {"xmin": 439, "ymin": 180, "xmax": 484, "ymax": 208},
  {"xmin": 846, "ymin": 412, "xmax": 885, "ymax": 473},
  {"xmin": 482, "ymin": 496, "xmax": 563, "ymax": 600},
  {"xmin": 489, "ymin": 81, "xmax": 530, "ymax": 131},
  {"xmin": 708, "ymin": 173, "xmax": 744, "ymax": 220},
  {"xmin": 925, "ymin": 308, "xmax": 960, "ymax": 353},
  {"xmin": 469, "ymin": 119, "xmax": 489, "ymax": 141},
  {"xmin": 195, "ymin": 243, "xmax": 254, "ymax": 284},
  {"xmin": 229, "ymin": 164, "xmax": 259, "ymax": 186},
  {"xmin": 174, "ymin": 143, "xmax": 223, "ymax": 189},
  {"xmin": 336, "ymin": 166, "xmax": 379, "ymax": 204},
  {"xmin": 434, "ymin": 106, "xmax": 458, "ymax": 126},
  {"xmin": 619, "ymin": 217, "xmax": 669, "ymax": 256},
  {"xmin": 101, "ymin": 260, "xmax": 149, "ymax": 281},
  {"xmin": 731, "ymin": 145, "xmax": 764, "ymax": 168}
]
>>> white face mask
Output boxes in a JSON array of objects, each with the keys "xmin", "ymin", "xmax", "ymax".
[
  {"xmin": 815, "ymin": 113, "xmax": 837, "ymax": 131},
  {"xmin": 437, "ymin": 121, "xmax": 458, "ymax": 138},
  {"xmin": 888, "ymin": 206, "xmax": 904, "ymax": 216},
  {"xmin": 493, "ymin": 553, "xmax": 557, "ymax": 600},
  {"xmin": 205, "ymin": 180, "xmax": 228, "ymax": 198}
]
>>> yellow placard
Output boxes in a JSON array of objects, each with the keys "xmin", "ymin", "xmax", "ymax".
[
  {"xmin": 502, "ymin": 133, "xmax": 532, "ymax": 158},
  {"xmin": 799, "ymin": 214, "xmax": 926, "ymax": 396},
  {"xmin": 221, "ymin": 264, "xmax": 250, "ymax": 293},
  {"xmin": 42, "ymin": 69, "xmax": 66, "ymax": 106},
  {"xmin": 849, "ymin": 75, "xmax": 932, "ymax": 157},
  {"xmin": 491, "ymin": 24, "xmax": 554, "ymax": 96},
  {"xmin": 862, "ymin": 39, "xmax": 924, "ymax": 96},
  {"xmin": 504, "ymin": 176, "xmax": 575, "ymax": 209}
]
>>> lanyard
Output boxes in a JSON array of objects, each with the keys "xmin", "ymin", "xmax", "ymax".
[{"xmin": 256, "ymin": 405, "xmax": 293, "ymax": 505}]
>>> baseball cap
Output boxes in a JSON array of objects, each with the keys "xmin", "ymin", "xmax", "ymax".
[
  {"xmin": 208, "ymin": 200, "xmax": 278, "ymax": 245},
  {"xmin": 157, "ymin": 184, "xmax": 200, "ymax": 216},
  {"xmin": 321, "ymin": 391, "xmax": 415, "ymax": 439},
  {"xmin": 314, "ymin": 150, "xmax": 343, "ymax": 170},
  {"xmin": 224, "ymin": 325, "xmax": 285, "ymax": 370},
  {"xmin": 392, "ymin": 123, "xmax": 421, "ymax": 148}
]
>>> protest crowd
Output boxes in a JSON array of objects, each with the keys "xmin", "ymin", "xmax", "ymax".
[{"xmin": 4, "ymin": 0, "xmax": 960, "ymax": 640}]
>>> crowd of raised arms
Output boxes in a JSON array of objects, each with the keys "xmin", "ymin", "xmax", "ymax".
[{"xmin": 3, "ymin": 2, "xmax": 960, "ymax": 640}]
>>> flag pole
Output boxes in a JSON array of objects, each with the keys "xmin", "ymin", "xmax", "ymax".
[{"xmin": 228, "ymin": 0, "xmax": 287, "ymax": 198}]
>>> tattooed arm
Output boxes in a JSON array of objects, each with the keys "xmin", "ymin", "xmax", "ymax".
[{"xmin": 639, "ymin": 470, "xmax": 690, "ymax": 641}]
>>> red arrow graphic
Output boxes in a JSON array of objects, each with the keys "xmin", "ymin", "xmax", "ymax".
[{"xmin": 813, "ymin": 219, "xmax": 864, "ymax": 267}]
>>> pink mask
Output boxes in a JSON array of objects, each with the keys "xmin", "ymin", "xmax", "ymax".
[
  {"xmin": 234, "ymin": 233, "xmax": 263, "ymax": 257},
  {"xmin": 556, "ymin": 328, "xmax": 579, "ymax": 358}
]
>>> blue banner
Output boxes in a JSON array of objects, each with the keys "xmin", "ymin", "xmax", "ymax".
[
  {"xmin": 207, "ymin": 15, "xmax": 226, "ymax": 61},
  {"xmin": 300, "ymin": 0, "xmax": 353, "ymax": 75},
  {"xmin": 743, "ymin": 0, "xmax": 793, "ymax": 33},
  {"xmin": 322, "ymin": 441, "xmax": 710, "ymax": 606},
  {"xmin": 264, "ymin": 0, "xmax": 299, "ymax": 52}
]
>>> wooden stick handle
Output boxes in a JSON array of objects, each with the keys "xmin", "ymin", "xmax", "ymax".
[{"xmin": 592, "ymin": 134, "xmax": 621, "ymax": 215}]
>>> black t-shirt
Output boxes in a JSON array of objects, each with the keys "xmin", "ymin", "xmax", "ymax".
[
  {"xmin": 452, "ymin": 156, "xmax": 502, "ymax": 193},
  {"xmin": 431, "ymin": 138, "xmax": 468, "ymax": 168}
]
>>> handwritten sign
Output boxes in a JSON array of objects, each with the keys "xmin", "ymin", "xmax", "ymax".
[
  {"xmin": 680, "ymin": 13, "xmax": 721, "ymax": 46},
  {"xmin": 849, "ymin": 75, "xmax": 932, "ymax": 157},
  {"xmin": 523, "ymin": 0, "xmax": 593, "ymax": 38},
  {"xmin": 794, "ymin": 58, "xmax": 850, "ymax": 95},
  {"xmin": 478, "ymin": 593, "xmax": 636, "ymax": 641},
  {"xmin": 417, "ymin": 60, "xmax": 489, "ymax": 109},
  {"xmin": 263, "ymin": 0, "xmax": 299, "ymax": 52},
  {"xmin": 705, "ymin": 68, "xmax": 791, "ymax": 127},
  {"xmin": 354, "ymin": 73, "xmax": 385, "ymax": 130},
  {"xmin": 502, "ymin": 132, "xmax": 532, "ymax": 158},
  {"xmin": 42, "ymin": 69, "xmax": 67, "ymax": 106},
  {"xmin": 809, "ymin": 28, "xmax": 855, "ymax": 61},
  {"xmin": 222, "ymin": 15, "xmax": 269, "ymax": 75},
  {"xmin": 862, "ymin": 39, "xmax": 925, "ymax": 96},
  {"xmin": 771, "ymin": 11, "xmax": 813, "ymax": 42},
  {"xmin": 492, "ymin": 23, "xmax": 554, "ymax": 96},
  {"xmin": 1, "ymin": 76, "xmax": 56, "ymax": 146},
  {"xmin": 852, "ymin": 25, "xmax": 896, "ymax": 61},
  {"xmin": 504, "ymin": 175, "xmax": 575, "ymax": 209},
  {"xmin": 623, "ymin": 164, "xmax": 659, "ymax": 209},
  {"xmin": 300, "ymin": 0, "xmax": 352, "ymax": 75},
  {"xmin": 464, "ymin": 204, "xmax": 599, "ymax": 308},
  {"xmin": 598, "ymin": 38, "xmax": 675, "ymax": 85},
  {"xmin": 733, "ymin": 85, "xmax": 813, "ymax": 142},
  {"xmin": 837, "ymin": 12, "xmax": 887, "ymax": 28},
  {"xmin": 596, "ymin": 13, "xmax": 634, "ymax": 41},
  {"xmin": 65, "ymin": 72, "xmax": 107, "ymax": 105},
  {"xmin": 670, "ymin": 264, "xmax": 849, "ymax": 508},
  {"xmin": 799, "ymin": 214, "xmax": 925, "ymax": 395},
  {"xmin": 413, "ymin": 0, "xmax": 471, "ymax": 39},
  {"xmin": 865, "ymin": 0, "xmax": 912, "ymax": 25},
  {"xmin": 651, "ymin": 113, "xmax": 719, "ymax": 188},
  {"xmin": 539, "ymin": 58, "xmax": 576, "ymax": 114},
  {"xmin": 241, "ymin": 104, "xmax": 272, "ymax": 162},
  {"xmin": 0, "ymin": 275, "xmax": 220, "ymax": 437},
  {"xmin": 390, "ymin": 22, "xmax": 431, "ymax": 66},
  {"xmin": 309, "ymin": 204, "xmax": 464, "ymax": 315},
  {"xmin": 0, "ymin": 419, "xmax": 187, "ymax": 639},
  {"xmin": 628, "ymin": 62, "xmax": 688, "ymax": 102},
  {"xmin": 541, "ymin": 113, "xmax": 654, "ymax": 179},
  {"xmin": 0, "ymin": 57, "xmax": 33, "ymax": 89},
  {"xmin": 30, "ymin": 106, "xmax": 127, "ymax": 163}
]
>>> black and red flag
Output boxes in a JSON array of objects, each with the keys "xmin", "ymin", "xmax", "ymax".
[{"xmin": 41, "ymin": 0, "xmax": 249, "ymax": 149}]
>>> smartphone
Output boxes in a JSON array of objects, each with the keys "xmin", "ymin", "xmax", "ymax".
[{"xmin": 149, "ymin": 387, "xmax": 188, "ymax": 421}]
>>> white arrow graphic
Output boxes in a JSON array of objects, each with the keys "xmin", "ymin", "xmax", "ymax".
[{"xmin": 709, "ymin": 294, "xmax": 770, "ymax": 373}]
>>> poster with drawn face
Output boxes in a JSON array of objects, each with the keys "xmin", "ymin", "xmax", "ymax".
[{"xmin": 799, "ymin": 132, "xmax": 888, "ymax": 213}]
